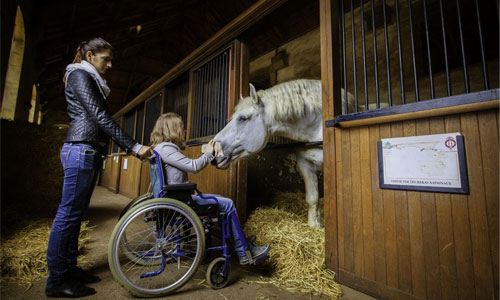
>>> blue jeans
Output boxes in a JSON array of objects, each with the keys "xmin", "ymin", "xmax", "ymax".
[
  {"xmin": 191, "ymin": 194, "xmax": 246, "ymax": 256},
  {"xmin": 46, "ymin": 143, "xmax": 102, "ymax": 289}
]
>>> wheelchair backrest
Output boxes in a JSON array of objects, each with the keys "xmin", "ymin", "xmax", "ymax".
[{"xmin": 149, "ymin": 150, "xmax": 167, "ymax": 198}]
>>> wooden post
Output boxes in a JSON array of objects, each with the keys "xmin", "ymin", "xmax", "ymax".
[{"xmin": 320, "ymin": 0, "xmax": 341, "ymax": 273}]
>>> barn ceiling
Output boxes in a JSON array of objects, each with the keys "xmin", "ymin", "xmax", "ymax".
[{"xmin": 33, "ymin": 0, "xmax": 259, "ymax": 119}]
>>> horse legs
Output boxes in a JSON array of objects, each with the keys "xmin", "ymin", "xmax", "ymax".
[{"xmin": 296, "ymin": 148, "xmax": 323, "ymax": 228}]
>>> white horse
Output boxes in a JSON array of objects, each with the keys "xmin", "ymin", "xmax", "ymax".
[{"xmin": 213, "ymin": 79, "xmax": 351, "ymax": 228}]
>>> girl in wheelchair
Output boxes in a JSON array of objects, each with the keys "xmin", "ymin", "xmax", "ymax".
[{"xmin": 149, "ymin": 112, "xmax": 270, "ymax": 265}]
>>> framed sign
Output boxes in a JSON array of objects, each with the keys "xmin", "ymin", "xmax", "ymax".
[{"xmin": 378, "ymin": 133, "xmax": 469, "ymax": 194}]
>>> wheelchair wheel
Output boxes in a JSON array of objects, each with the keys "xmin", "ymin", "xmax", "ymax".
[
  {"xmin": 108, "ymin": 198, "xmax": 205, "ymax": 297},
  {"xmin": 119, "ymin": 192, "xmax": 153, "ymax": 219},
  {"xmin": 118, "ymin": 193, "xmax": 159, "ymax": 266},
  {"xmin": 206, "ymin": 257, "xmax": 230, "ymax": 289}
]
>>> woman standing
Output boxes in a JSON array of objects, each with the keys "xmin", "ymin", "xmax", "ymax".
[{"xmin": 45, "ymin": 37, "xmax": 152, "ymax": 298}]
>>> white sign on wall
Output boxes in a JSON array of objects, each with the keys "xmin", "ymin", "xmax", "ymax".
[{"xmin": 378, "ymin": 133, "xmax": 469, "ymax": 194}]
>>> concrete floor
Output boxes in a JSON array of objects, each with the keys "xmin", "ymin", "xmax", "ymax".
[{"xmin": 1, "ymin": 186, "xmax": 378, "ymax": 300}]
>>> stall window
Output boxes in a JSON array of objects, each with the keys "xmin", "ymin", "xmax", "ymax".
[
  {"xmin": 337, "ymin": 0, "xmax": 498, "ymax": 115},
  {"xmin": 143, "ymin": 93, "xmax": 162, "ymax": 146},
  {"xmin": 167, "ymin": 78, "xmax": 189, "ymax": 129},
  {"xmin": 190, "ymin": 47, "xmax": 231, "ymax": 139},
  {"xmin": 136, "ymin": 105, "xmax": 144, "ymax": 144},
  {"xmin": 125, "ymin": 111, "xmax": 135, "ymax": 138}
]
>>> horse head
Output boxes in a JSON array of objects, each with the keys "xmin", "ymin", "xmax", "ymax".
[{"xmin": 212, "ymin": 84, "xmax": 270, "ymax": 169}]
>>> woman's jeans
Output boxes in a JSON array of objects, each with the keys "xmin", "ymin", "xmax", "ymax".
[
  {"xmin": 46, "ymin": 143, "xmax": 102, "ymax": 289},
  {"xmin": 191, "ymin": 194, "xmax": 246, "ymax": 257}
]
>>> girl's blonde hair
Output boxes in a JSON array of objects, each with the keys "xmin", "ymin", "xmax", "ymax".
[{"xmin": 150, "ymin": 113, "xmax": 185, "ymax": 148}]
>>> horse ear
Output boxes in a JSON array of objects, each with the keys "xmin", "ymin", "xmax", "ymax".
[{"xmin": 249, "ymin": 83, "xmax": 260, "ymax": 104}]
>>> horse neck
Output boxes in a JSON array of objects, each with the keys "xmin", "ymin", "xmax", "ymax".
[{"xmin": 266, "ymin": 112, "xmax": 323, "ymax": 142}]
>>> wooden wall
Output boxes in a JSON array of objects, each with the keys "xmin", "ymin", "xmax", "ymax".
[
  {"xmin": 118, "ymin": 155, "xmax": 142, "ymax": 199},
  {"xmin": 184, "ymin": 145, "xmax": 248, "ymax": 221},
  {"xmin": 139, "ymin": 161, "xmax": 151, "ymax": 195},
  {"xmin": 328, "ymin": 109, "xmax": 499, "ymax": 300},
  {"xmin": 100, "ymin": 155, "xmax": 121, "ymax": 193}
]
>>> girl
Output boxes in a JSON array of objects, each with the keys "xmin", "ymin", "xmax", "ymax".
[
  {"xmin": 46, "ymin": 37, "xmax": 152, "ymax": 298},
  {"xmin": 150, "ymin": 112, "xmax": 270, "ymax": 265}
]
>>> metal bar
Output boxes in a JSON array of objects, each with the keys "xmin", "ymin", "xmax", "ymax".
[
  {"xmin": 350, "ymin": 0, "xmax": 358, "ymax": 112},
  {"xmin": 371, "ymin": 0, "xmax": 380, "ymax": 108},
  {"xmin": 209, "ymin": 58, "xmax": 215, "ymax": 135},
  {"xmin": 341, "ymin": 0, "xmax": 348, "ymax": 114},
  {"xmin": 456, "ymin": 0, "xmax": 469, "ymax": 93},
  {"xmin": 361, "ymin": 0, "xmax": 368, "ymax": 110},
  {"xmin": 474, "ymin": 0, "xmax": 489, "ymax": 90},
  {"xmin": 212, "ymin": 56, "xmax": 218, "ymax": 134},
  {"xmin": 438, "ymin": 0, "xmax": 451, "ymax": 96},
  {"xmin": 223, "ymin": 50, "xmax": 228, "ymax": 125},
  {"xmin": 198, "ymin": 66, "xmax": 203, "ymax": 137},
  {"xmin": 395, "ymin": 0, "xmax": 405, "ymax": 104},
  {"xmin": 423, "ymin": 0, "xmax": 435, "ymax": 99},
  {"xmin": 197, "ymin": 68, "xmax": 203, "ymax": 138},
  {"xmin": 201, "ymin": 64, "xmax": 206, "ymax": 137},
  {"xmin": 329, "ymin": 89, "xmax": 500, "ymax": 127},
  {"xmin": 215, "ymin": 54, "xmax": 221, "ymax": 132},
  {"xmin": 193, "ymin": 71, "xmax": 199, "ymax": 138},
  {"xmin": 220, "ymin": 51, "xmax": 226, "ymax": 126},
  {"xmin": 407, "ymin": 0, "xmax": 419, "ymax": 101},
  {"xmin": 382, "ymin": 0, "xmax": 392, "ymax": 106},
  {"xmin": 216, "ymin": 54, "xmax": 222, "ymax": 132}
]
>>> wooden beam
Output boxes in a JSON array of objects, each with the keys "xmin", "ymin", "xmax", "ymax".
[
  {"xmin": 113, "ymin": 0, "xmax": 289, "ymax": 119},
  {"xmin": 334, "ymin": 99, "xmax": 500, "ymax": 128}
]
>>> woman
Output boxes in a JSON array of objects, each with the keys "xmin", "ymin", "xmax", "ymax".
[
  {"xmin": 46, "ymin": 38, "xmax": 152, "ymax": 298},
  {"xmin": 150, "ymin": 112, "xmax": 270, "ymax": 265}
]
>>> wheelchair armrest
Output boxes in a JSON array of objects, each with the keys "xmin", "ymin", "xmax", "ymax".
[{"xmin": 163, "ymin": 183, "xmax": 197, "ymax": 191}]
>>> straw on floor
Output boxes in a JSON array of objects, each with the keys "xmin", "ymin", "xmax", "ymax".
[
  {"xmin": 0, "ymin": 219, "xmax": 93, "ymax": 285},
  {"xmin": 244, "ymin": 192, "xmax": 342, "ymax": 299}
]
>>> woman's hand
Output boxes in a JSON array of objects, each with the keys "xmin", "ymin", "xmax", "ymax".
[
  {"xmin": 203, "ymin": 140, "xmax": 215, "ymax": 155},
  {"xmin": 137, "ymin": 146, "xmax": 153, "ymax": 158}
]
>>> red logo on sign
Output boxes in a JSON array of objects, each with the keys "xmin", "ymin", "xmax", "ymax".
[{"xmin": 445, "ymin": 137, "xmax": 456, "ymax": 150}]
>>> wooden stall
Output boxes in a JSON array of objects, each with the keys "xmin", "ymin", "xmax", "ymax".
[
  {"xmin": 320, "ymin": 0, "xmax": 499, "ymax": 300},
  {"xmin": 99, "ymin": 153, "xmax": 121, "ymax": 193},
  {"xmin": 99, "ymin": 1, "xmax": 498, "ymax": 299},
  {"xmin": 107, "ymin": 0, "xmax": 288, "ymax": 220}
]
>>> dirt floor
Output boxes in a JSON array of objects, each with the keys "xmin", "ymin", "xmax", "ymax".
[{"xmin": 0, "ymin": 186, "xmax": 377, "ymax": 300}]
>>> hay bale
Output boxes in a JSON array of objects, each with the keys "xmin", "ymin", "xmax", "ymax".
[
  {"xmin": 244, "ymin": 192, "xmax": 341, "ymax": 299},
  {"xmin": 0, "ymin": 219, "xmax": 94, "ymax": 285}
]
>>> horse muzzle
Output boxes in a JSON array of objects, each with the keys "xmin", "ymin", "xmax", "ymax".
[{"xmin": 212, "ymin": 155, "xmax": 230, "ymax": 169}]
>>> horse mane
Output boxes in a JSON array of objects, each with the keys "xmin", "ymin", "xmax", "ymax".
[{"xmin": 235, "ymin": 79, "xmax": 322, "ymax": 122}]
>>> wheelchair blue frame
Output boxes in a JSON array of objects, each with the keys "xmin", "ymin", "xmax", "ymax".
[{"xmin": 141, "ymin": 150, "xmax": 250, "ymax": 279}]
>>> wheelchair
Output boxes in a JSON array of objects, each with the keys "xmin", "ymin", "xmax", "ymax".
[{"xmin": 108, "ymin": 150, "xmax": 256, "ymax": 297}]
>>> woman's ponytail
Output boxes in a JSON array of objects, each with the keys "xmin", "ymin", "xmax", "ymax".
[{"xmin": 72, "ymin": 41, "xmax": 87, "ymax": 64}]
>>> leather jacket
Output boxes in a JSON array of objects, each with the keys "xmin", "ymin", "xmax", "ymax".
[{"xmin": 64, "ymin": 69, "xmax": 135, "ymax": 151}]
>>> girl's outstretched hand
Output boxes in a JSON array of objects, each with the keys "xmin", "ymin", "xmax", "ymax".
[{"xmin": 204, "ymin": 140, "xmax": 215, "ymax": 155}]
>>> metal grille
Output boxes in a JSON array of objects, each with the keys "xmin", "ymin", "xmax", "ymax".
[
  {"xmin": 339, "ymin": 0, "xmax": 499, "ymax": 114},
  {"xmin": 190, "ymin": 48, "xmax": 231, "ymax": 139},
  {"xmin": 167, "ymin": 79, "xmax": 189, "ymax": 129}
]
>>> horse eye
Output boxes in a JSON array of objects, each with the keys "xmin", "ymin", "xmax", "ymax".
[{"xmin": 238, "ymin": 115, "xmax": 249, "ymax": 122}]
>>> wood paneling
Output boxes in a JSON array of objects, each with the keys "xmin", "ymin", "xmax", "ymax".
[
  {"xmin": 99, "ymin": 155, "xmax": 121, "ymax": 193},
  {"xmin": 184, "ymin": 145, "xmax": 245, "ymax": 217},
  {"xmin": 328, "ymin": 109, "xmax": 499, "ymax": 300},
  {"xmin": 139, "ymin": 160, "xmax": 151, "ymax": 195},
  {"xmin": 118, "ymin": 155, "xmax": 142, "ymax": 199}
]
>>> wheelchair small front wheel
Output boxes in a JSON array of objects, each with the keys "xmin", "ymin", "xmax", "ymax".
[
  {"xmin": 109, "ymin": 198, "xmax": 205, "ymax": 297},
  {"xmin": 206, "ymin": 257, "xmax": 230, "ymax": 289}
]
